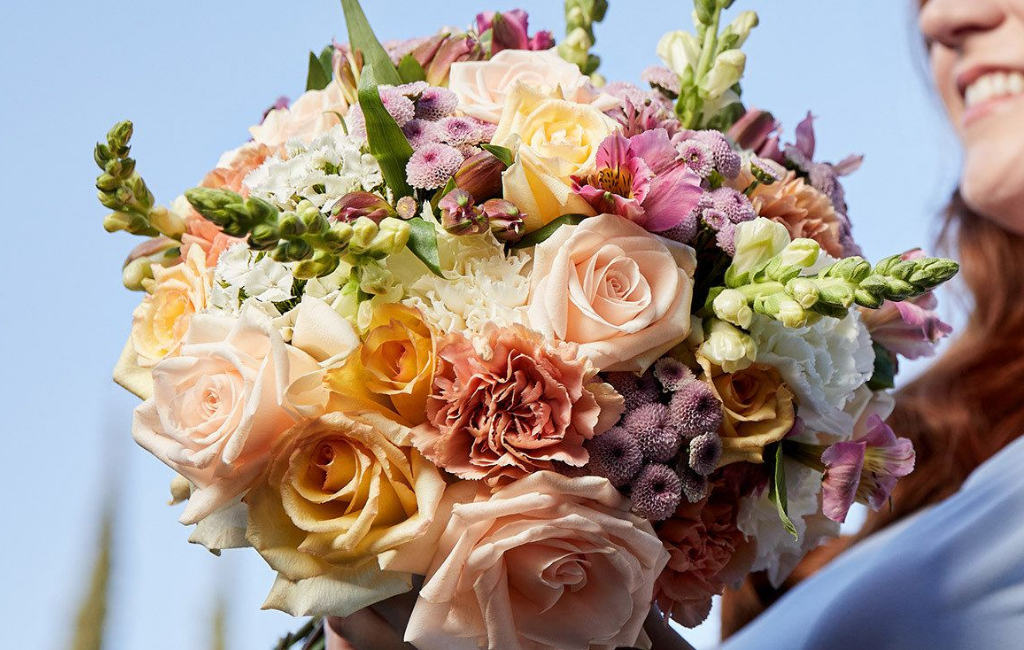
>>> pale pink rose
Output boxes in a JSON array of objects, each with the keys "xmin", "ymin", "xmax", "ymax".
[
  {"xmin": 528, "ymin": 214, "xmax": 697, "ymax": 372},
  {"xmin": 249, "ymin": 81, "xmax": 349, "ymax": 146},
  {"xmin": 132, "ymin": 306, "xmax": 330, "ymax": 525},
  {"xmin": 449, "ymin": 49, "xmax": 613, "ymax": 124},
  {"xmin": 405, "ymin": 472, "xmax": 669, "ymax": 650},
  {"xmin": 654, "ymin": 471, "xmax": 757, "ymax": 628},
  {"xmin": 411, "ymin": 325, "xmax": 623, "ymax": 485}
]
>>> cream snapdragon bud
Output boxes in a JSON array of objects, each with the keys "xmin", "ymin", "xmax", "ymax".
[
  {"xmin": 724, "ymin": 11, "xmax": 759, "ymax": 48},
  {"xmin": 779, "ymin": 238, "xmax": 821, "ymax": 269},
  {"xmin": 348, "ymin": 217, "xmax": 380, "ymax": 254},
  {"xmin": 103, "ymin": 211, "xmax": 133, "ymax": 233},
  {"xmin": 367, "ymin": 217, "xmax": 411, "ymax": 258},
  {"xmin": 728, "ymin": 217, "xmax": 791, "ymax": 283},
  {"xmin": 149, "ymin": 205, "xmax": 186, "ymax": 239},
  {"xmin": 713, "ymin": 289, "xmax": 753, "ymax": 329},
  {"xmin": 702, "ymin": 49, "xmax": 746, "ymax": 99},
  {"xmin": 168, "ymin": 474, "xmax": 191, "ymax": 506},
  {"xmin": 787, "ymin": 278, "xmax": 821, "ymax": 309},
  {"xmin": 699, "ymin": 319, "xmax": 757, "ymax": 373},
  {"xmin": 657, "ymin": 30, "xmax": 701, "ymax": 77},
  {"xmin": 358, "ymin": 261, "xmax": 393, "ymax": 295},
  {"xmin": 122, "ymin": 257, "xmax": 155, "ymax": 291}
]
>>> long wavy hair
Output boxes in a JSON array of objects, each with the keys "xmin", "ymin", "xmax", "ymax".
[{"xmin": 857, "ymin": 193, "xmax": 1024, "ymax": 537}]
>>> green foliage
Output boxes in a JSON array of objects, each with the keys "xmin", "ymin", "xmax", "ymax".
[
  {"xmin": 340, "ymin": 0, "xmax": 402, "ymax": 86},
  {"xmin": 358, "ymin": 64, "xmax": 415, "ymax": 198},
  {"xmin": 511, "ymin": 214, "xmax": 588, "ymax": 249},
  {"xmin": 306, "ymin": 45, "xmax": 335, "ymax": 91},
  {"xmin": 767, "ymin": 442, "xmax": 799, "ymax": 540},
  {"xmin": 398, "ymin": 54, "xmax": 427, "ymax": 83},
  {"xmin": 406, "ymin": 217, "xmax": 442, "ymax": 276}
]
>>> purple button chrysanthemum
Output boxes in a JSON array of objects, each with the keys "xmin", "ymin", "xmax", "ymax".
[
  {"xmin": 688, "ymin": 432, "xmax": 724, "ymax": 476},
  {"xmin": 415, "ymin": 87, "xmax": 459, "ymax": 121},
  {"xmin": 630, "ymin": 463, "xmax": 683, "ymax": 521},
  {"xmin": 667, "ymin": 381, "xmax": 724, "ymax": 437},
  {"xmin": 584, "ymin": 427, "xmax": 643, "ymax": 487},
  {"xmin": 623, "ymin": 402, "xmax": 682, "ymax": 463}
]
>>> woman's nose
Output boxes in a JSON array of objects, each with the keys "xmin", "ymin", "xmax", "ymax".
[{"xmin": 919, "ymin": 0, "xmax": 1005, "ymax": 51}]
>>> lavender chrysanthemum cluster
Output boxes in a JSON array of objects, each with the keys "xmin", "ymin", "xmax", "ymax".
[
  {"xmin": 583, "ymin": 359, "xmax": 726, "ymax": 521},
  {"xmin": 347, "ymin": 82, "xmax": 496, "ymax": 190},
  {"xmin": 663, "ymin": 186, "xmax": 757, "ymax": 255}
]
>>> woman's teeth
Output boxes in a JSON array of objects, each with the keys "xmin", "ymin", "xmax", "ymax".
[{"xmin": 965, "ymin": 71, "xmax": 1024, "ymax": 108}]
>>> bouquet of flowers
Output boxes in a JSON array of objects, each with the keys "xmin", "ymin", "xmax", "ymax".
[{"xmin": 96, "ymin": 0, "xmax": 958, "ymax": 647}]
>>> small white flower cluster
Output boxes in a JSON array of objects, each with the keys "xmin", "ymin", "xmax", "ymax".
[
  {"xmin": 244, "ymin": 126, "xmax": 382, "ymax": 212},
  {"xmin": 209, "ymin": 243, "xmax": 296, "ymax": 317}
]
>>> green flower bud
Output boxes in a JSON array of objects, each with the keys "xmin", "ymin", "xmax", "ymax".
[
  {"xmin": 96, "ymin": 173, "xmax": 119, "ymax": 192},
  {"xmin": 713, "ymin": 288, "xmax": 754, "ymax": 329},
  {"xmin": 285, "ymin": 239, "xmax": 312, "ymax": 261},
  {"xmin": 107, "ymin": 121, "xmax": 133, "ymax": 153},
  {"xmin": 300, "ymin": 208, "xmax": 328, "ymax": 236},
  {"xmin": 294, "ymin": 250, "xmax": 340, "ymax": 280},
  {"xmin": 358, "ymin": 261, "xmax": 393, "ymax": 295},
  {"xmin": 250, "ymin": 223, "xmax": 281, "ymax": 250},
  {"xmin": 278, "ymin": 214, "xmax": 306, "ymax": 239},
  {"xmin": 779, "ymin": 238, "xmax": 821, "ymax": 270},
  {"xmin": 817, "ymin": 282, "xmax": 856, "ymax": 309},
  {"xmin": 122, "ymin": 257, "xmax": 154, "ymax": 291}
]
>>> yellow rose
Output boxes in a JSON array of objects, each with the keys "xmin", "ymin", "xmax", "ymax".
[
  {"xmin": 492, "ymin": 83, "xmax": 620, "ymax": 232},
  {"xmin": 698, "ymin": 356, "xmax": 796, "ymax": 466},
  {"xmin": 131, "ymin": 244, "xmax": 212, "ymax": 367},
  {"xmin": 324, "ymin": 303, "xmax": 435, "ymax": 425},
  {"xmin": 244, "ymin": 411, "xmax": 446, "ymax": 617}
]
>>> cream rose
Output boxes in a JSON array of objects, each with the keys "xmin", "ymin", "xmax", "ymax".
[
  {"xmin": 450, "ymin": 48, "xmax": 604, "ymax": 124},
  {"xmin": 249, "ymin": 81, "xmax": 349, "ymax": 147},
  {"xmin": 245, "ymin": 411, "xmax": 447, "ymax": 617},
  {"xmin": 404, "ymin": 472, "xmax": 669, "ymax": 650},
  {"xmin": 493, "ymin": 83, "xmax": 620, "ymax": 231},
  {"xmin": 132, "ymin": 305, "xmax": 339, "ymax": 524},
  {"xmin": 131, "ymin": 244, "xmax": 212, "ymax": 367},
  {"xmin": 528, "ymin": 214, "xmax": 696, "ymax": 372}
]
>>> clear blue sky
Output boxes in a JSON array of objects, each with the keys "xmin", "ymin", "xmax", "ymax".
[{"xmin": 0, "ymin": 1, "xmax": 958, "ymax": 648}]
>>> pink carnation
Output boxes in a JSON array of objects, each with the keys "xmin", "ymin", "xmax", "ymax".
[
  {"xmin": 654, "ymin": 474, "xmax": 756, "ymax": 628},
  {"xmin": 412, "ymin": 325, "xmax": 624, "ymax": 485}
]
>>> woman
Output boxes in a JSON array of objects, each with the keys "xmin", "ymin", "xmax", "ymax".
[{"xmin": 721, "ymin": 0, "xmax": 1024, "ymax": 646}]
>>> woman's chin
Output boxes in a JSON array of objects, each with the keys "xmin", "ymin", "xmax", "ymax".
[{"xmin": 962, "ymin": 156, "xmax": 1024, "ymax": 234}]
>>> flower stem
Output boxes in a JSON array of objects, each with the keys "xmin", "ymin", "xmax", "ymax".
[{"xmin": 273, "ymin": 617, "xmax": 323, "ymax": 650}]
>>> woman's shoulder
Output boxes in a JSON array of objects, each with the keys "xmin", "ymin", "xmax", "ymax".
[{"xmin": 723, "ymin": 437, "xmax": 1024, "ymax": 650}]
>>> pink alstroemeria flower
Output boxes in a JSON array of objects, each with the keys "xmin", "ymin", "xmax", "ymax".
[
  {"xmin": 861, "ymin": 250, "xmax": 953, "ymax": 360},
  {"xmin": 820, "ymin": 415, "xmax": 916, "ymax": 523},
  {"xmin": 572, "ymin": 129, "xmax": 704, "ymax": 233}
]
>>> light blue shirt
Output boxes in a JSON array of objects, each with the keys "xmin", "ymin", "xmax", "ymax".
[{"xmin": 722, "ymin": 436, "xmax": 1024, "ymax": 650}]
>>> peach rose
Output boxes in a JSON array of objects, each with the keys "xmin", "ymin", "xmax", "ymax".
[
  {"xmin": 404, "ymin": 472, "xmax": 669, "ymax": 650},
  {"xmin": 528, "ymin": 214, "xmax": 696, "ymax": 372},
  {"xmin": 324, "ymin": 303, "xmax": 435, "ymax": 426},
  {"xmin": 654, "ymin": 472, "xmax": 756, "ymax": 628},
  {"xmin": 450, "ymin": 49, "xmax": 611, "ymax": 124},
  {"xmin": 493, "ymin": 83, "xmax": 620, "ymax": 231},
  {"xmin": 698, "ymin": 357, "xmax": 796, "ymax": 466},
  {"xmin": 249, "ymin": 81, "xmax": 349, "ymax": 147},
  {"xmin": 244, "ymin": 411, "xmax": 447, "ymax": 617},
  {"xmin": 132, "ymin": 306, "xmax": 331, "ymax": 524},
  {"xmin": 411, "ymin": 325, "xmax": 623, "ymax": 485},
  {"xmin": 131, "ymin": 244, "xmax": 212, "ymax": 367}
]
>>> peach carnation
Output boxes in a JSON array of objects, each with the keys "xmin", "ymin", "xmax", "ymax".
[
  {"xmin": 654, "ymin": 473, "xmax": 757, "ymax": 628},
  {"xmin": 746, "ymin": 167, "xmax": 844, "ymax": 258},
  {"xmin": 411, "ymin": 325, "xmax": 623, "ymax": 485}
]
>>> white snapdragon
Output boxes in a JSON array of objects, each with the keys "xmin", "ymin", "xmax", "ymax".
[{"xmin": 244, "ymin": 126, "xmax": 382, "ymax": 212}]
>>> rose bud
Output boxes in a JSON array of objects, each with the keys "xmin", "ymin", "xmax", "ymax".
[
  {"xmin": 454, "ymin": 150, "xmax": 506, "ymax": 201},
  {"xmin": 331, "ymin": 191, "xmax": 395, "ymax": 223}
]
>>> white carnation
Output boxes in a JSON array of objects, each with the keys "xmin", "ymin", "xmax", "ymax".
[
  {"xmin": 243, "ymin": 126, "xmax": 382, "ymax": 212},
  {"xmin": 209, "ymin": 243, "xmax": 296, "ymax": 317},
  {"xmin": 737, "ymin": 459, "xmax": 840, "ymax": 587},
  {"xmin": 750, "ymin": 311, "xmax": 874, "ymax": 438},
  {"xmin": 404, "ymin": 236, "xmax": 531, "ymax": 337}
]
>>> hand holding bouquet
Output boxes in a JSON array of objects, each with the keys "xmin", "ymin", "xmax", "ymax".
[{"xmin": 96, "ymin": 0, "xmax": 958, "ymax": 647}]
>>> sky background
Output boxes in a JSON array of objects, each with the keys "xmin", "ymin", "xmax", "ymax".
[{"xmin": 0, "ymin": 1, "xmax": 962, "ymax": 648}]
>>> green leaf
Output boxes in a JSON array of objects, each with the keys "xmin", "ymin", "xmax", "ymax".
[
  {"xmin": 480, "ymin": 144, "xmax": 515, "ymax": 167},
  {"xmin": 867, "ymin": 342, "xmax": 897, "ymax": 391},
  {"xmin": 306, "ymin": 50, "xmax": 332, "ymax": 91},
  {"xmin": 397, "ymin": 54, "xmax": 427, "ymax": 83},
  {"xmin": 767, "ymin": 442, "xmax": 799, "ymax": 540},
  {"xmin": 406, "ymin": 217, "xmax": 442, "ymax": 276},
  {"xmin": 511, "ymin": 214, "xmax": 588, "ymax": 250},
  {"xmin": 430, "ymin": 176, "xmax": 458, "ymax": 211},
  {"xmin": 340, "ymin": 0, "xmax": 402, "ymax": 86},
  {"xmin": 358, "ymin": 64, "xmax": 414, "ymax": 198}
]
